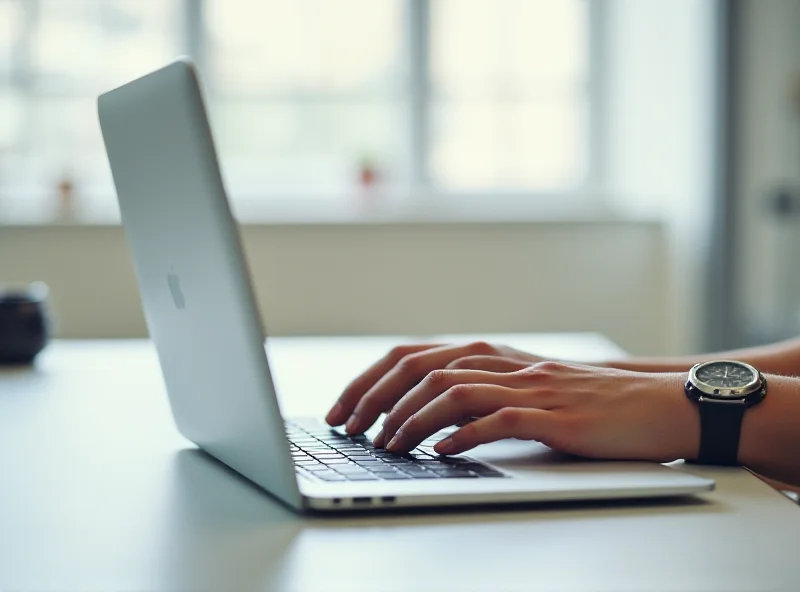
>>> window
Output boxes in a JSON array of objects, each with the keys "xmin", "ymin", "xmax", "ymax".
[{"xmin": 0, "ymin": 0, "xmax": 595, "ymax": 222}]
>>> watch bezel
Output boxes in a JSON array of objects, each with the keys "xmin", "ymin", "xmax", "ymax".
[{"xmin": 687, "ymin": 360, "xmax": 761, "ymax": 398}]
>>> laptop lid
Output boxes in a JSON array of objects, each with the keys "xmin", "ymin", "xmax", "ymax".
[{"xmin": 98, "ymin": 59, "xmax": 302, "ymax": 509}]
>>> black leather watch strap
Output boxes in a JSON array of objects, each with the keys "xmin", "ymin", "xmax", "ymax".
[{"xmin": 697, "ymin": 401, "xmax": 746, "ymax": 465}]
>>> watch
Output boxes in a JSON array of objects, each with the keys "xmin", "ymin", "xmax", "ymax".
[{"xmin": 684, "ymin": 360, "xmax": 767, "ymax": 465}]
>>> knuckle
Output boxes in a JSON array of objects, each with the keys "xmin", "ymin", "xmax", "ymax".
[
  {"xmin": 446, "ymin": 383, "xmax": 474, "ymax": 405},
  {"xmin": 468, "ymin": 341, "xmax": 496, "ymax": 356},
  {"xmin": 533, "ymin": 385, "xmax": 558, "ymax": 399},
  {"xmin": 424, "ymin": 368, "xmax": 450, "ymax": 386},
  {"xmin": 496, "ymin": 407, "xmax": 522, "ymax": 429},
  {"xmin": 521, "ymin": 360, "xmax": 566, "ymax": 378},
  {"xmin": 396, "ymin": 353, "xmax": 420, "ymax": 374},
  {"xmin": 388, "ymin": 345, "xmax": 415, "ymax": 362},
  {"xmin": 531, "ymin": 360, "xmax": 565, "ymax": 375},
  {"xmin": 446, "ymin": 356, "xmax": 472, "ymax": 370}
]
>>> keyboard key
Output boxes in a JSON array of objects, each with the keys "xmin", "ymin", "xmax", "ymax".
[
  {"xmin": 342, "ymin": 474, "xmax": 380, "ymax": 481},
  {"xmin": 287, "ymin": 420, "xmax": 502, "ymax": 480},
  {"xmin": 401, "ymin": 471, "xmax": 439, "ymax": 479},
  {"xmin": 334, "ymin": 465, "xmax": 372, "ymax": 474},
  {"xmin": 369, "ymin": 469, "xmax": 402, "ymax": 476},
  {"xmin": 400, "ymin": 467, "xmax": 436, "ymax": 476},
  {"xmin": 429, "ymin": 468, "xmax": 479, "ymax": 478},
  {"xmin": 367, "ymin": 463, "xmax": 399, "ymax": 470},
  {"xmin": 336, "ymin": 471, "xmax": 373, "ymax": 479},
  {"xmin": 341, "ymin": 454, "xmax": 373, "ymax": 461},
  {"xmin": 304, "ymin": 464, "xmax": 334, "ymax": 472},
  {"xmin": 316, "ymin": 471, "xmax": 347, "ymax": 481}
]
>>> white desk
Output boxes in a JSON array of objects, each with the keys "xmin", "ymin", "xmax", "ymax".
[{"xmin": 1, "ymin": 335, "xmax": 799, "ymax": 592}]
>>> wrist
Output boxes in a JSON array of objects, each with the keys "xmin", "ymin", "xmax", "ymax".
[
  {"xmin": 638, "ymin": 372, "xmax": 699, "ymax": 462},
  {"xmin": 737, "ymin": 375, "xmax": 797, "ymax": 477},
  {"xmin": 666, "ymin": 372, "xmax": 701, "ymax": 461}
]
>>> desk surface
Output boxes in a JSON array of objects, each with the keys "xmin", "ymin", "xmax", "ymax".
[{"xmin": 1, "ymin": 335, "xmax": 799, "ymax": 592}]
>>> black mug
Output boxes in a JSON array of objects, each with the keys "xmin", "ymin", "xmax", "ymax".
[{"xmin": 0, "ymin": 282, "xmax": 51, "ymax": 365}]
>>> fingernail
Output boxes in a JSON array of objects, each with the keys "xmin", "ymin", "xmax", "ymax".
[
  {"xmin": 373, "ymin": 429, "xmax": 385, "ymax": 448},
  {"xmin": 345, "ymin": 414, "xmax": 358, "ymax": 434},
  {"xmin": 386, "ymin": 430, "xmax": 403, "ymax": 451},
  {"xmin": 325, "ymin": 402, "xmax": 343, "ymax": 425},
  {"xmin": 435, "ymin": 438, "xmax": 454, "ymax": 454}
]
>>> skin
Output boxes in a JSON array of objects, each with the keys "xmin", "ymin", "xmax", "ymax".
[{"xmin": 325, "ymin": 339, "xmax": 800, "ymax": 486}]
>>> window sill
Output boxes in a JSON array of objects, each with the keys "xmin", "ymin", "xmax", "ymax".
[{"xmin": 0, "ymin": 192, "xmax": 662, "ymax": 228}]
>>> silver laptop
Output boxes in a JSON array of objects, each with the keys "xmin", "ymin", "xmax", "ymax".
[{"xmin": 98, "ymin": 59, "xmax": 714, "ymax": 512}]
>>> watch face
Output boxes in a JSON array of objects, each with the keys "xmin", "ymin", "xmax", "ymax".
[{"xmin": 694, "ymin": 361, "xmax": 757, "ymax": 394}]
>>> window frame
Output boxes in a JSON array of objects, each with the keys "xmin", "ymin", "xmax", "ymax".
[{"xmin": 0, "ymin": 0, "xmax": 607, "ymax": 222}]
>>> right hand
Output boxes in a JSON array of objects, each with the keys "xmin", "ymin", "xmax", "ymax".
[{"xmin": 325, "ymin": 341, "xmax": 548, "ymax": 436}]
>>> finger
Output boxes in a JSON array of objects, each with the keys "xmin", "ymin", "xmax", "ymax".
[
  {"xmin": 447, "ymin": 355, "xmax": 531, "ymax": 373},
  {"xmin": 377, "ymin": 369, "xmax": 524, "ymax": 447},
  {"xmin": 326, "ymin": 343, "xmax": 442, "ymax": 425},
  {"xmin": 434, "ymin": 408, "xmax": 558, "ymax": 455},
  {"xmin": 386, "ymin": 384, "xmax": 560, "ymax": 453},
  {"xmin": 345, "ymin": 341, "xmax": 499, "ymax": 434}
]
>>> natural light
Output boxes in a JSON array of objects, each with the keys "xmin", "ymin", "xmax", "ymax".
[{"xmin": 0, "ymin": 0, "xmax": 590, "ymax": 222}]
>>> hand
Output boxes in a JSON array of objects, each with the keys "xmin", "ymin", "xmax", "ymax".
[
  {"xmin": 325, "ymin": 341, "xmax": 548, "ymax": 435},
  {"xmin": 378, "ymin": 362, "xmax": 699, "ymax": 462}
]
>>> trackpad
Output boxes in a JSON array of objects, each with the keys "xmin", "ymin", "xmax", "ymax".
[{"xmin": 470, "ymin": 439, "xmax": 684, "ymax": 478}]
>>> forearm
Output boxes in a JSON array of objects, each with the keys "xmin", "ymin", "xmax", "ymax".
[
  {"xmin": 603, "ymin": 337, "xmax": 800, "ymax": 375},
  {"xmin": 739, "ymin": 375, "xmax": 800, "ymax": 485}
]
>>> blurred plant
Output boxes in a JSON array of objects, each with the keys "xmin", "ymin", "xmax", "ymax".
[{"xmin": 358, "ymin": 153, "xmax": 379, "ymax": 189}]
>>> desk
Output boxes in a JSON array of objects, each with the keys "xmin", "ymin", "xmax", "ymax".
[{"xmin": 1, "ymin": 335, "xmax": 799, "ymax": 592}]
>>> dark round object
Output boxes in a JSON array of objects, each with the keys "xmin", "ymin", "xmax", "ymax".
[{"xmin": 0, "ymin": 283, "xmax": 51, "ymax": 365}]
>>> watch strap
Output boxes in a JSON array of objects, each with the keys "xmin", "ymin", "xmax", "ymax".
[{"xmin": 697, "ymin": 401, "xmax": 745, "ymax": 465}]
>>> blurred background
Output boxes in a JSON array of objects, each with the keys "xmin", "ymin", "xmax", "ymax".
[{"xmin": 1, "ymin": 0, "xmax": 799, "ymax": 357}]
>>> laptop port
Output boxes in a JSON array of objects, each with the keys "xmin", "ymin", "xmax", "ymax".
[
  {"xmin": 352, "ymin": 497, "xmax": 372, "ymax": 504},
  {"xmin": 381, "ymin": 496, "xmax": 396, "ymax": 504}
]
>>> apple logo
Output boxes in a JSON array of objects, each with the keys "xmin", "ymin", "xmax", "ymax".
[{"xmin": 167, "ymin": 272, "xmax": 186, "ymax": 310}]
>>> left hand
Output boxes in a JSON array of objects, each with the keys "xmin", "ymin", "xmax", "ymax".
[{"xmin": 378, "ymin": 361, "xmax": 700, "ymax": 462}]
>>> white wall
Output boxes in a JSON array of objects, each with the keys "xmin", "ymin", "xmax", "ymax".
[
  {"xmin": 0, "ymin": 220, "xmax": 671, "ymax": 355},
  {"xmin": 735, "ymin": 0, "xmax": 800, "ymax": 342},
  {"xmin": 604, "ymin": 0, "xmax": 717, "ymax": 354}
]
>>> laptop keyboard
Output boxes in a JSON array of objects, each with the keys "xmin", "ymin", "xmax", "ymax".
[{"xmin": 285, "ymin": 418, "xmax": 506, "ymax": 482}]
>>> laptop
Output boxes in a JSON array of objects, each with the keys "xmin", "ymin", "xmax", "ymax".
[{"xmin": 98, "ymin": 59, "xmax": 715, "ymax": 512}]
